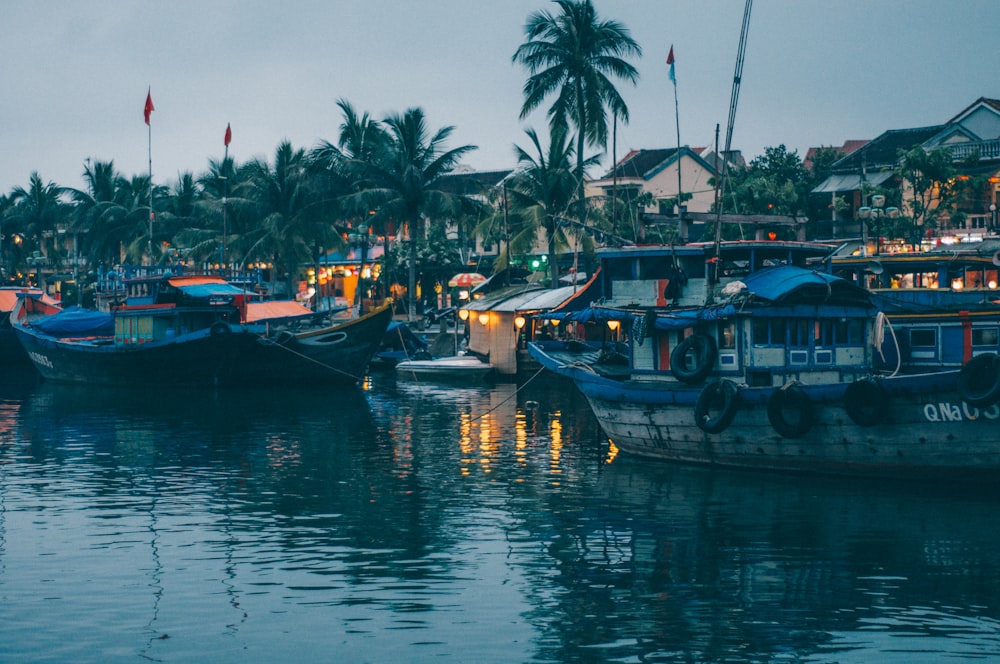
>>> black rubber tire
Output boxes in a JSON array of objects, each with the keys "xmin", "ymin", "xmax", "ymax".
[
  {"xmin": 767, "ymin": 383, "xmax": 814, "ymax": 438},
  {"xmin": 670, "ymin": 333, "xmax": 717, "ymax": 385},
  {"xmin": 844, "ymin": 378, "xmax": 889, "ymax": 427},
  {"xmin": 694, "ymin": 379, "xmax": 740, "ymax": 434},
  {"xmin": 958, "ymin": 353, "xmax": 1000, "ymax": 408}
]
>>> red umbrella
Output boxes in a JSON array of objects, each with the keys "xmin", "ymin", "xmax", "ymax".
[{"xmin": 448, "ymin": 272, "xmax": 487, "ymax": 288}]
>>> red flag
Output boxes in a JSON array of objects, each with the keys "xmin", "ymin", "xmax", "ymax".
[
  {"xmin": 224, "ymin": 123, "xmax": 232, "ymax": 146},
  {"xmin": 666, "ymin": 45, "xmax": 674, "ymax": 65},
  {"xmin": 144, "ymin": 89, "xmax": 154, "ymax": 125}
]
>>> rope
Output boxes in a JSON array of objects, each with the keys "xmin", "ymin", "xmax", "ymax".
[
  {"xmin": 256, "ymin": 335, "xmax": 365, "ymax": 382},
  {"xmin": 467, "ymin": 366, "xmax": 549, "ymax": 424}
]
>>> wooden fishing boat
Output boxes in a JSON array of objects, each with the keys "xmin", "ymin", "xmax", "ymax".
[
  {"xmin": 231, "ymin": 298, "xmax": 393, "ymax": 385},
  {"xmin": 12, "ymin": 274, "xmax": 392, "ymax": 386},
  {"xmin": 529, "ymin": 262, "xmax": 1000, "ymax": 480},
  {"xmin": 0, "ymin": 288, "xmax": 61, "ymax": 365}
]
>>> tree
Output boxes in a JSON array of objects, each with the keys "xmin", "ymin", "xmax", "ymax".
[
  {"xmin": 69, "ymin": 160, "xmax": 159, "ymax": 265},
  {"xmin": 345, "ymin": 107, "xmax": 476, "ymax": 321},
  {"xmin": 240, "ymin": 141, "xmax": 339, "ymax": 298},
  {"xmin": 506, "ymin": 127, "xmax": 599, "ymax": 286},
  {"xmin": 723, "ymin": 145, "xmax": 809, "ymax": 216},
  {"xmin": 513, "ymin": 0, "xmax": 640, "ymax": 210},
  {"xmin": 6, "ymin": 172, "xmax": 70, "ymax": 279},
  {"xmin": 896, "ymin": 146, "xmax": 956, "ymax": 232}
]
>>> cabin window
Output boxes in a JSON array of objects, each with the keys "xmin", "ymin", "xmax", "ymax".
[
  {"xmin": 972, "ymin": 328, "xmax": 999, "ymax": 347},
  {"xmin": 752, "ymin": 318, "xmax": 785, "ymax": 346},
  {"xmin": 789, "ymin": 319, "xmax": 811, "ymax": 347},
  {"xmin": 640, "ymin": 256, "xmax": 677, "ymax": 280},
  {"xmin": 910, "ymin": 328, "xmax": 937, "ymax": 348},
  {"xmin": 718, "ymin": 322, "xmax": 736, "ymax": 350},
  {"xmin": 918, "ymin": 271, "xmax": 940, "ymax": 289}
]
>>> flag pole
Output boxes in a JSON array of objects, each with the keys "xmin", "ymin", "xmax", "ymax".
[
  {"xmin": 667, "ymin": 46, "xmax": 682, "ymax": 218},
  {"xmin": 144, "ymin": 88, "xmax": 155, "ymax": 264},
  {"xmin": 223, "ymin": 123, "xmax": 231, "ymax": 271}
]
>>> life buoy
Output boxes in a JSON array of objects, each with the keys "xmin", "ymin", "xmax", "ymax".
[
  {"xmin": 958, "ymin": 353, "xmax": 1000, "ymax": 407},
  {"xmin": 843, "ymin": 377, "xmax": 889, "ymax": 427},
  {"xmin": 210, "ymin": 321, "xmax": 231, "ymax": 336},
  {"xmin": 767, "ymin": 382, "xmax": 813, "ymax": 438},
  {"xmin": 694, "ymin": 379, "xmax": 739, "ymax": 434},
  {"xmin": 670, "ymin": 333, "xmax": 717, "ymax": 384}
]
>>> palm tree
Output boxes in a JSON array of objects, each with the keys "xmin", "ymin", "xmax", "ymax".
[
  {"xmin": 346, "ymin": 107, "xmax": 476, "ymax": 322},
  {"xmin": 69, "ymin": 160, "xmax": 155, "ymax": 265},
  {"xmin": 240, "ymin": 141, "xmax": 340, "ymax": 298},
  {"xmin": 507, "ymin": 127, "xmax": 599, "ymax": 286},
  {"xmin": 6, "ymin": 172, "xmax": 70, "ymax": 280},
  {"xmin": 513, "ymin": 0, "xmax": 640, "ymax": 208}
]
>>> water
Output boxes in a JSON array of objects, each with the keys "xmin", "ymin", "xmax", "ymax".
[{"xmin": 1, "ymin": 369, "xmax": 1000, "ymax": 663}]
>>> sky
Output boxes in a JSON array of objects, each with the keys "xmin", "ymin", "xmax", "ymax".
[{"xmin": 2, "ymin": 0, "xmax": 998, "ymax": 194}]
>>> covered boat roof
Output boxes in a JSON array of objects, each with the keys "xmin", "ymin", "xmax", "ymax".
[
  {"xmin": 168, "ymin": 276, "xmax": 249, "ymax": 299},
  {"xmin": 740, "ymin": 264, "xmax": 869, "ymax": 303},
  {"xmin": 245, "ymin": 300, "xmax": 316, "ymax": 323},
  {"xmin": 463, "ymin": 284, "xmax": 582, "ymax": 313}
]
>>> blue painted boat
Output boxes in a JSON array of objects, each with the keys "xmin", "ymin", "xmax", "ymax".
[{"xmin": 529, "ymin": 258, "xmax": 1000, "ymax": 480}]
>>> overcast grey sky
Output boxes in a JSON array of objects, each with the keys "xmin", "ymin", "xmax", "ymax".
[{"xmin": 2, "ymin": 0, "xmax": 997, "ymax": 194}]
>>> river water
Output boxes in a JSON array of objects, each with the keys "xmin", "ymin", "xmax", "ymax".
[{"xmin": 1, "ymin": 368, "xmax": 999, "ymax": 663}]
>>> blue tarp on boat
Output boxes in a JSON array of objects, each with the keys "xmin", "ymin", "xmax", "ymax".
[
  {"xmin": 33, "ymin": 306, "xmax": 114, "ymax": 338},
  {"xmin": 175, "ymin": 282, "xmax": 247, "ymax": 299}
]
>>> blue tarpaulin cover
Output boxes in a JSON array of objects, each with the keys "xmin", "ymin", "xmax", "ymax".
[{"xmin": 33, "ymin": 306, "xmax": 115, "ymax": 338}]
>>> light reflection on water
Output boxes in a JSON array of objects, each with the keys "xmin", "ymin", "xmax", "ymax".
[{"xmin": 0, "ymin": 371, "xmax": 999, "ymax": 662}]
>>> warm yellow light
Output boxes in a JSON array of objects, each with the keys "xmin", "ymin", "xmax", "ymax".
[
  {"xmin": 989, "ymin": 280, "xmax": 997, "ymax": 289},
  {"xmin": 952, "ymin": 279, "xmax": 964, "ymax": 290},
  {"xmin": 549, "ymin": 318, "xmax": 560, "ymax": 327},
  {"xmin": 478, "ymin": 312, "xmax": 490, "ymax": 326},
  {"xmin": 514, "ymin": 315, "xmax": 526, "ymax": 329},
  {"xmin": 458, "ymin": 309, "xmax": 469, "ymax": 321},
  {"xmin": 607, "ymin": 320, "xmax": 620, "ymax": 331}
]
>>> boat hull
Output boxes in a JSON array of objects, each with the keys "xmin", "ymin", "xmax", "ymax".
[
  {"xmin": 395, "ymin": 355, "xmax": 494, "ymax": 382},
  {"xmin": 530, "ymin": 341, "xmax": 1000, "ymax": 479},
  {"xmin": 14, "ymin": 327, "xmax": 245, "ymax": 386},
  {"xmin": 231, "ymin": 300, "xmax": 393, "ymax": 384}
]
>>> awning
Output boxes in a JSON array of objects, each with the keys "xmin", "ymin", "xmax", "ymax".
[{"xmin": 812, "ymin": 170, "xmax": 893, "ymax": 194}]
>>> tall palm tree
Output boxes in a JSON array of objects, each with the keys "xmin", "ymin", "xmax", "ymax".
[
  {"xmin": 513, "ymin": 0, "xmax": 641, "ymax": 208},
  {"xmin": 346, "ymin": 107, "xmax": 476, "ymax": 322},
  {"xmin": 507, "ymin": 127, "xmax": 599, "ymax": 286},
  {"xmin": 69, "ymin": 160, "xmax": 155, "ymax": 265},
  {"xmin": 6, "ymin": 172, "xmax": 70, "ymax": 279},
  {"xmin": 240, "ymin": 141, "xmax": 340, "ymax": 297}
]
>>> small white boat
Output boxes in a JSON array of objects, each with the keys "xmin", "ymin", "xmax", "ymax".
[{"xmin": 395, "ymin": 354, "xmax": 493, "ymax": 382}]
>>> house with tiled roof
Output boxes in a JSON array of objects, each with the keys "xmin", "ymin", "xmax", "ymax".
[
  {"xmin": 812, "ymin": 97, "xmax": 1000, "ymax": 239},
  {"xmin": 587, "ymin": 146, "xmax": 721, "ymax": 220}
]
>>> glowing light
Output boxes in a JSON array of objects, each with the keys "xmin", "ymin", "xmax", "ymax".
[
  {"xmin": 458, "ymin": 309, "xmax": 469, "ymax": 321},
  {"xmin": 478, "ymin": 312, "xmax": 490, "ymax": 326},
  {"xmin": 607, "ymin": 320, "xmax": 620, "ymax": 331},
  {"xmin": 514, "ymin": 315, "xmax": 526, "ymax": 329},
  {"xmin": 952, "ymin": 279, "xmax": 964, "ymax": 290}
]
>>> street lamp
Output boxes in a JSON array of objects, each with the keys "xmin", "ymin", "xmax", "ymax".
[{"xmin": 857, "ymin": 194, "xmax": 899, "ymax": 255}]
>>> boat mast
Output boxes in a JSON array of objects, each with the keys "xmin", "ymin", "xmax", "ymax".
[{"xmin": 711, "ymin": 0, "xmax": 753, "ymax": 290}]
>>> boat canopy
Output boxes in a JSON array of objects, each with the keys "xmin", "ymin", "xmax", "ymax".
[
  {"xmin": 171, "ymin": 281, "xmax": 249, "ymax": 299},
  {"xmin": 32, "ymin": 306, "xmax": 114, "ymax": 338}
]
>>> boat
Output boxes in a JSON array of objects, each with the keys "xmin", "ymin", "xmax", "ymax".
[
  {"xmin": 395, "ymin": 353, "xmax": 494, "ymax": 382},
  {"xmin": 12, "ymin": 273, "xmax": 392, "ymax": 386},
  {"xmin": 230, "ymin": 297, "xmax": 394, "ymax": 385},
  {"xmin": 528, "ymin": 261, "xmax": 1000, "ymax": 480},
  {"xmin": 371, "ymin": 321, "xmax": 431, "ymax": 369},
  {"xmin": 11, "ymin": 275, "xmax": 256, "ymax": 385},
  {"xmin": 1, "ymin": 287, "xmax": 61, "ymax": 365}
]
